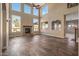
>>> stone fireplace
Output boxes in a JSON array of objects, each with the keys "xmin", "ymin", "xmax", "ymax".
[{"xmin": 23, "ymin": 26, "xmax": 32, "ymax": 34}]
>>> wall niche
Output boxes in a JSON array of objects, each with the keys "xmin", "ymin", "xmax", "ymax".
[{"xmin": 52, "ymin": 20, "xmax": 61, "ymax": 31}]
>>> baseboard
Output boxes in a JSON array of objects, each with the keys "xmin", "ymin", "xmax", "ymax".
[{"xmin": 41, "ymin": 33, "xmax": 65, "ymax": 39}]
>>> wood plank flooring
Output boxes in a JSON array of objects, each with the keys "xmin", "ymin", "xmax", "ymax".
[{"xmin": 3, "ymin": 35, "xmax": 78, "ymax": 56}]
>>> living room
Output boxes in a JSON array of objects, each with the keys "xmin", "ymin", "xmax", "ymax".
[{"xmin": 0, "ymin": 3, "xmax": 79, "ymax": 56}]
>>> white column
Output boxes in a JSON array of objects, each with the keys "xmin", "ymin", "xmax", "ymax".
[
  {"xmin": 6, "ymin": 3, "xmax": 9, "ymax": 49},
  {"xmin": 0, "ymin": 3, "xmax": 3, "ymax": 56}
]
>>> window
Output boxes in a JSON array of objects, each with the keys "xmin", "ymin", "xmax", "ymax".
[
  {"xmin": 33, "ymin": 18, "xmax": 39, "ymax": 24},
  {"xmin": 24, "ymin": 4, "xmax": 31, "ymax": 14},
  {"xmin": 42, "ymin": 22, "xmax": 48, "ymax": 29},
  {"xmin": 33, "ymin": 18, "xmax": 39, "ymax": 31},
  {"xmin": 42, "ymin": 4, "xmax": 48, "ymax": 16},
  {"xmin": 33, "ymin": 25, "xmax": 39, "ymax": 31},
  {"xmin": 12, "ymin": 3, "xmax": 20, "ymax": 11},
  {"xmin": 12, "ymin": 15, "xmax": 21, "ymax": 32},
  {"xmin": 33, "ymin": 7, "xmax": 38, "ymax": 16}
]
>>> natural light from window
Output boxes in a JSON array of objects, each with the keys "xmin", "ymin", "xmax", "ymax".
[
  {"xmin": 12, "ymin": 3, "xmax": 20, "ymax": 11},
  {"xmin": 42, "ymin": 22, "xmax": 48, "ymax": 29},
  {"xmin": 33, "ymin": 18, "xmax": 39, "ymax": 31},
  {"xmin": 24, "ymin": 4, "xmax": 31, "ymax": 14},
  {"xmin": 33, "ymin": 7, "xmax": 38, "ymax": 16},
  {"xmin": 42, "ymin": 4, "xmax": 48, "ymax": 16},
  {"xmin": 33, "ymin": 18, "xmax": 39, "ymax": 24},
  {"xmin": 12, "ymin": 15, "xmax": 21, "ymax": 32}
]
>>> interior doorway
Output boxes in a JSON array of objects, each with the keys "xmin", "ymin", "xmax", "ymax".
[{"xmin": 65, "ymin": 12, "xmax": 78, "ymax": 42}]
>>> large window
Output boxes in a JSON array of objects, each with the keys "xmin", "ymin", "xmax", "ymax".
[
  {"xmin": 42, "ymin": 22, "xmax": 48, "ymax": 29},
  {"xmin": 12, "ymin": 3, "xmax": 21, "ymax": 11},
  {"xmin": 24, "ymin": 4, "xmax": 31, "ymax": 14},
  {"xmin": 33, "ymin": 18, "xmax": 39, "ymax": 31},
  {"xmin": 33, "ymin": 25, "xmax": 39, "ymax": 31},
  {"xmin": 12, "ymin": 15, "xmax": 21, "ymax": 32},
  {"xmin": 42, "ymin": 4, "xmax": 48, "ymax": 16},
  {"xmin": 52, "ymin": 20, "xmax": 61, "ymax": 31},
  {"xmin": 33, "ymin": 7, "xmax": 38, "ymax": 16}
]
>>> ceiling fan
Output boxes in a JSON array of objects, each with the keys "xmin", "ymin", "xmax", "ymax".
[{"xmin": 31, "ymin": 3, "xmax": 41, "ymax": 9}]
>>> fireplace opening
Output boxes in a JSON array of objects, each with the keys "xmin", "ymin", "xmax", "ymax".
[
  {"xmin": 23, "ymin": 26, "xmax": 32, "ymax": 34},
  {"xmin": 25, "ymin": 28, "xmax": 31, "ymax": 33}
]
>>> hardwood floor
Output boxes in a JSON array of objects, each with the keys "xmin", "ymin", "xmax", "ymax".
[{"xmin": 3, "ymin": 34, "xmax": 78, "ymax": 56}]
